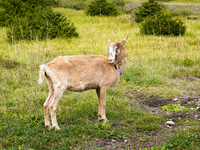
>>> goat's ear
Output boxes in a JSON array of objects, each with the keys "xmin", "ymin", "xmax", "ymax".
[
  {"xmin": 120, "ymin": 35, "xmax": 129, "ymax": 46},
  {"xmin": 107, "ymin": 37, "xmax": 112, "ymax": 44}
]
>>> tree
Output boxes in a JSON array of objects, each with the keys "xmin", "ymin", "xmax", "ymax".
[
  {"xmin": 134, "ymin": 0, "xmax": 163, "ymax": 23},
  {"xmin": 0, "ymin": 0, "xmax": 78, "ymax": 42},
  {"xmin": 86, "ymin": 0, "xmax": 119, "ymax": 16},
  {"xmin": 139, "ymin": 10, "xmax": 186, "ymax": 36}
]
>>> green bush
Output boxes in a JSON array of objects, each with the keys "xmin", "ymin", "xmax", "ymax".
[
  {"xmin": 0, "ymin": 0, "xmax": 78, "ymax": 42},
  {"xmin": 134, "ymin": 0, "xmax": 164, "ymax": 23},
  {"xmin": 0, "ymin": 0, "xmax": 48, "ymax": 26},
  {"xmin": 139, "ymin": 10, "xmax": 186, "ymax": 36},
  {"xmin": 86, "ymin": 0, "xmax": 119, "ymax": 16}
]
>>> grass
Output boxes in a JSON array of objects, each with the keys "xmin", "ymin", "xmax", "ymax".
[{"xmin": 0, "ymin": 5, "xmax": 200, "ymax": 150}]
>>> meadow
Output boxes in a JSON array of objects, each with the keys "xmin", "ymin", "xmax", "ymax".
[{"xmin": 1, "ymin": 2, "xmax": 200, "ymax": 149}]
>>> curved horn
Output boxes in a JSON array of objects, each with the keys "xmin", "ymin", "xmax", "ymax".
[
  {"xmin": 120, "ymin": 35, "xmax": 129, "ymax": 46},
  {"xmin": 107, "ymin": 37, "xmax": 112, "ymax": 44}
]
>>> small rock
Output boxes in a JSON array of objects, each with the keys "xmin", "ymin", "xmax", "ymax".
[
  {"xmin": 195, "ymin": 114, "xmax": 198, "ymax": 118},
  {"xmin": 174, "ymin": 98, "xmax": 178, "ymax": 101},
  {"xmin": 178, "ymin": 117, "xmax": 181, "ymax": 120},
  {"xmin": 197, "ymin": 107, "xmax": 200, "ymax": 111},
  {"xmin": 124, "ymin": 140, "xmax": 128, "ymax": 143},
  {"xmin": 166, "ymin": 120, "xmax": 175, "ymax": 127},
  {"xmin": 112, "ymin": 139, "xmax": 116, "ymax": 142}
]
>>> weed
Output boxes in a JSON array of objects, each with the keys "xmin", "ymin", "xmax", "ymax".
[{"xmin": 162, "ymin": 103, "xmax": 188, "ymax": 112}]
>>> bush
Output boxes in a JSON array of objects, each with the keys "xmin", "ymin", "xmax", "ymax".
[
  {"xmin": 134, "ymin": 0, "xmax": 164, "ymax": 23},
  {"xmin": 0, "ymin": 0, "xmax": 48, "ymax": 26},
  {"xmin": 139, "ymin": 10, "xmax": 186, "ymax": 36},
  {"xmin": 86, "ymin": 0, "xmax": 119, "ymax": 16},
  {"xmin": 0, "ymin": 0, "xmax": 78, "ymax": 42},
  {"xmin": 7, "ymin": 9, "xmax": 78, "ymax": 42}
]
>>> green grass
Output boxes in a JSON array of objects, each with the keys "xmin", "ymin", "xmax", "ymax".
[{"xmin": 0, "ymin": 6, "xmax": 200, "ymax": 149}]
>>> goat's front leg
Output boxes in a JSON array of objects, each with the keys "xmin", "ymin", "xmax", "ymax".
[
  {"xmin": 96, "ymin": 88, "xmax": 102, "ymax": 120},
  {"xmin": 96, "ymin": 86, "xmax": 108, "ymax": 123}
]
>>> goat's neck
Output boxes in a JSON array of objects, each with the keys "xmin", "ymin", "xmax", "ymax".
[{"xmin": 115, "ymin": 58, "xmax": 126, "ymax": 72}]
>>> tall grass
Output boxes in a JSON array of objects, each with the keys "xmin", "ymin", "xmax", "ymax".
[{"xmin": 0, "ymin": 7, "xmax": 200, "ymax": 149}]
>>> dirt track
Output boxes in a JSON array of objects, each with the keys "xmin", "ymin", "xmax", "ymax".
[{"xmin": 84, "ymin": 92, "xmax": 200, "ymax": 149}]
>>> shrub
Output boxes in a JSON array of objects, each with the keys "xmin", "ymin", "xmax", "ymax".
[
  {"xmin": 86, "ymin": 0, "xmax": 119, "ymax": 16},
  {"xmin": 0, "ymin": 0, "xmax": 48, "ymax": 26},
  {"xmin": 7, "ymin": 9, "xmax": 78, "ymax": 42},
  {"xmin": 139, "ymin": 10, "xmax": 186, "ymax": 36},
  {"xmin": 134, "ymin": 0, "xmax": 164, "ymax": 23},
  {"xmin": 0, "ymin": 0, "xmax": 78, "ymax": 42}
]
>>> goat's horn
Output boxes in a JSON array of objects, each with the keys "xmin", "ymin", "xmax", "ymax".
[
  {"xmin": 107, "ymin": 37, "xmax": 112, "ymax": 44},
  {"xmin": 125, "ymin": 35, "xmax": 129, "ymax": 41}
]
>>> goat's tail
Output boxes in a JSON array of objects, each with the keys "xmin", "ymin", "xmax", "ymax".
[
  {"xmin": 38, "ymin": 64, "xmax": 48, "ymax": 84},
  {"xmin": 38, "ymin": 64, "xmax": 58, "ymax": 85}
]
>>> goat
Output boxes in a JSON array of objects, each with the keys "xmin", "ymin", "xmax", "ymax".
[{"xmin": 38, "ymin": 36, "xmax": 128, "ymax": 130}]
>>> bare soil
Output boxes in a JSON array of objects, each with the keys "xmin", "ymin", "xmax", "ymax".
[{"xmin": 84, "ymin": 92, "xmax": 200, "ymax": 150}]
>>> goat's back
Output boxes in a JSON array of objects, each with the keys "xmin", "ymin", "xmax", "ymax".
[{"xmin": 46, "ymin": 55, "xmax": 120, "ymax": 91}]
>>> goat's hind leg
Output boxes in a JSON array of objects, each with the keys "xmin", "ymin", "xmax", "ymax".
[
  {"xmin": 44, "ymin": 91, "xmax": 54, "ymax": 128},
  {"xmin": 49, "ymin": 87, "xmax": 65, "ymax": 130},
  {"xmin": 44, "ymin": 77, "xmax": 54, "ymax": 128}
]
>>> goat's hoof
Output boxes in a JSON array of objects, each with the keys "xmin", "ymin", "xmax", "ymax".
[
  {"xmin": 103, "ymin": 118, "xmax": 109, "ymax": 123},
  {"xmin": 45, "ymin": 124, "xmax": 51, "ymax": 127},
  {"xmin": 52, "ymin": 125, "xmax": 61, "ymax": 131},
  {"xmin": 98, "ymin": 118, "xmax": 109, "ymax": 123},
  {"xmin": 45, "ymin": 124, "xmax": 52, "ymax": 130}
]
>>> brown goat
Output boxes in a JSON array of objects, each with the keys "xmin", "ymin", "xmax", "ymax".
[{"xmin": 38, "ymin": 36, "xmax": 128, "ymax": 130}]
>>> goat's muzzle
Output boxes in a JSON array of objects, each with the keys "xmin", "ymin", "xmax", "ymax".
[{"xmin": 108, "ymin": 59, "xmax": 114, "ymax": 65}]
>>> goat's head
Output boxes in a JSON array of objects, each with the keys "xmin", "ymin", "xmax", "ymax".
[{"xmin": 107, "ymin": 36, "xmax": 128, "ymax": 65}]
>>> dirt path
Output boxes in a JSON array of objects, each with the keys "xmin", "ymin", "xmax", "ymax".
[{"xmin": 84, "ymin": 93, "xmax": 200, "ymax": 149}]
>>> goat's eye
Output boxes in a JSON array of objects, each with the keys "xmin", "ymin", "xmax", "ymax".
[{"xmin": 116, "ymin": 45, "xmax": 119, "ymax": 49}]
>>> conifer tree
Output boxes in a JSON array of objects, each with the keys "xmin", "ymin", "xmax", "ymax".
[
  {"xmin": 86, "ymin": 0, "xmax": 119, "ymax": 16},
  {"xmin": 134, "ymin": 0, "xmax": 163, "ymax": 23},
  {"xmin": 0, "ymin": 0, "xmax": 78, "ymax": 42}
]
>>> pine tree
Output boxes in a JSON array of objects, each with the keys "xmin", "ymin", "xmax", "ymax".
[
  {"xmin": 134, "ymin": 0, "xmax": 163, "ymax": 23},
  {"xmin": 0, "ymin": 0, "xmax": 78, "ymax": 42},
  {"xmin": 86, "ymin": 0, "xmax": 119, "ymax": 16},
  {"xmin": 139, "ymin": 10, "xmax": 186, "ymax": 36}
]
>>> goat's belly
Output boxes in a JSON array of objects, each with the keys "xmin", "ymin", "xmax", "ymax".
[{"xmin": 67, "ymin": 83, "xmax": 98, "ymax": 92}]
